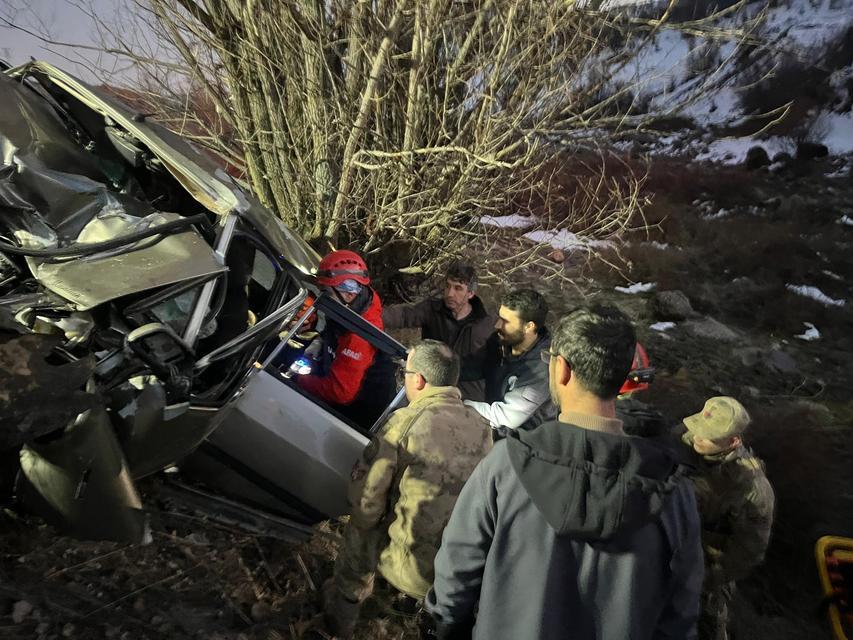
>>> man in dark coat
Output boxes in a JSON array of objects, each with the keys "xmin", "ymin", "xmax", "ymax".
[
  {"xmin": 424, "ymin": 304, "xmax": 704, "ymax": 640},
  {"xmin": 383, "ymin": 262, "xmax": 494, "ymax": 400}
]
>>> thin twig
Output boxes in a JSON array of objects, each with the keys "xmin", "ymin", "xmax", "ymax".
[
  {"xmin": 44, "ymin": 545, "xmax": 132, "ymax": 579},
  {"xmin": 81, "ymin": 563, "xmax": 203, "ymax": 619},
  {"xmin": 296, "ymin": 553, "xmax": 316, "ymax": 592}
]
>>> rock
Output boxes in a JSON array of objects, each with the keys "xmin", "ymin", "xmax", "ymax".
[
  {"xmin": 12, "ymin": 600, "xmax": 33, "ymax": 624},
  {"xmin": 764, "ymin": 196, "xmax": 782, "ymax": 210},
  {"xmin": 132, "ymin": 596, "xmax": 145, "ymax": 613},
  {"xmin": 739, "ymin": 347, "xmax": 799, "ymax": 375},
  {"xmin": 683, "ymin": 317, "xmax": 740, "ymax": 342},
  {"xmin": 794, "ymin": 400, "xmax": 833, "ymax": 423},
  {"xmin": 777, "ymin": 194, "xmax": 806, "ymax": 218},
  {"xmin": 772, "ymin": 151, "xmax": 793, "ymax": 165},
  {"xmin": 744, "ymin": 146, "xmax": 770, "ymax": 170},
  {"xmin": 739, "ymin": 347, "xmax": 762, "ymax": 368},
  {"xmin": 652, "ymin": 290, "xmax": 696, "ymax": 320},
  {"xmin": 61, "ymin": 623, "xmax": 75, "ymax": 638},
  {"xmin": 36, "ymin": 623, "xmax": 50, "ymax": 634},
  {"xmin": 766, "ymin": 349, "xmax": 799, "ymax": 375},
  {"xmin": 250, "ymin": 601, "xmax": 272, "ymax": 622},
  {"xmin": 796, "ymin": 141, "xmax": 829, "ymax": 160},
  {"xmin": 744, "ymin": 386, "xmax": 761, "ymax": 398}
]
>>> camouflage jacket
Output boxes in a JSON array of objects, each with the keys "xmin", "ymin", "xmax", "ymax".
[
  {"xmin": 348, "ymin": 385, "xmax": 493, "ymax": 598},
  {"xmin": 684, "ymin": 435, "xmax": 775, "ymax": 587}
]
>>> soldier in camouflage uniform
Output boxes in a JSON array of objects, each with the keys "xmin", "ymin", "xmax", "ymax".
[
  {"xmin": 682, "ymin": 396, "xmax": 776, "ymax": 640},
  {"xmin": 323, "ymin": 339, "xmax": 492, "ymax": 639}
]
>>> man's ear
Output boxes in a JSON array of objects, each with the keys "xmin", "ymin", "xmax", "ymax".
[
  {"xmin": 466, "ymin": 289, "xmax": 475, "ymax": 301},
  {"xmin": 524, "ymin": 321, "xmax": 537, "ymax": 336},
  {"xmin": 730, "ymin": 435, "xmax": 742, "ymax": 449},
  {"xmin": 555, "ymin": 355, "xmax": 571, "ymax": 387},
  {"xmin": 416, "ymin": 373, "xmax": 428, "ymax": 391}
]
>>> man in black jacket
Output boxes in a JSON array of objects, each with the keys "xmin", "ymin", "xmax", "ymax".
[
  {"xmin": 425, "ymin": 304, "xmax": 704, "ymax": 640},
  {"xmin": 463, "ymin": 289, "xmax": 554, "ymax": 431},
  {"xmin": 383, "ymin": 262, "xmax": 494, "ymax": 400}
]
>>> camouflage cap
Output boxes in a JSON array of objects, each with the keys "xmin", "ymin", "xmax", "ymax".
[{"xmin": 683, "ymin": 396, "xmax": 751, "ymax": 440}]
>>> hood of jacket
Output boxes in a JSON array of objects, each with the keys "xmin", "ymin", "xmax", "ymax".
[{"xmin": 505, "ymin": 418, "xmax": 688, "ymax": 541}]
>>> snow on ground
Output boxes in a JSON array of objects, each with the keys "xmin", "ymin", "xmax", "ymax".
[
  {"xmin": 763, "ymin": 0, "xmax": 851, "ymax": 49},
  {"xmin": 839, "ymin": 215, "xmax": 853, "ymax": 226},
  {"xmin": 695, "ymin": 137, "xmax": 792, "ymax": 165},
  {"xmin": 480, "ymin": 214, "xmax": 534, "ymax": 229},
  {"xmin": 795, "ymin": 322, "xmax": 821, "ymax": 341},
  {"xmin": 822, "ymin": 112, "xmax": 853, "ymax": 155},
  {"xmin": 823, "ymin": 269, "xmax": 844, "ymax": 281},
  {"xmin": 523, "ymin": 229, "xmax": 615, "ymax": 251},
  {"xmin": 615, "ymin": 282, "xmax": 656, "ymax": 294},
  {"xmin": 604, "ymin": 0, "xmax": 853, "ymax": 160},
  {"xmin": 644, "ymin": 241, "xmax": 672, "ymax": 250},
  {"xmin": 650, "ymin": 321, "xmax": 676, "ymax": 331},
  {"xmin": 786, "ymin": 284, "xmax": 846, "ymax": 307},
  {"xmin": 703, "ymin": 207, "xmax": 732, "ymax": 220}
]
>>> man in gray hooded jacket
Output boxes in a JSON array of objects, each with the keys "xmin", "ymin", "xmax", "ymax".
[{"xmin": 424, "ymin": 305, "xmax": 704, "ymax": 640}]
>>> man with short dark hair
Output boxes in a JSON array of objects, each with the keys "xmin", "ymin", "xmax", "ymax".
[
  {"xmin": 425, "ymin": 305, "xmax": 704, "ymax": 640},
  {"xmin": 681, "ymin": 397, "xmax": 775, "ymax": 640},
  {"xmin": 323, "ymin": 339, "xmax": 492, "ymax": 639},
  {"xmin": 383, "ymin": 261, "xmax": 494, "ymax": 400},
  {"xmin": 463, "ymin": 288, "xmax": 553, "ymax": 430}
]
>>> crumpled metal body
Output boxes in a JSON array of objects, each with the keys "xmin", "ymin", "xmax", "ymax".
[{"xmin": 0, "ymin": 62, "xmax": 320, "ymax": 543}]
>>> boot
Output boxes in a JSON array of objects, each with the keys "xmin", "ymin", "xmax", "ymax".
[{"xmin": 322, "ymin": 578, "xmax": 360, "ymax": 639}]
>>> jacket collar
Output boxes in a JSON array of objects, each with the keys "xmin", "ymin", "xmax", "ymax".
[
  {"xmin": 559, "ymin": 410, "xmax": 624, "ymax": 435},
  {"xmin": 409, "ymin": 385, "xmax": 461, "ymax": 407},
  {"xmin": 436, "ymin": 295, "xmax": 489, "ymax": 322},
  {"xmin": 503, "ymin": 328, "xmax": 550, "ymax": 363}
]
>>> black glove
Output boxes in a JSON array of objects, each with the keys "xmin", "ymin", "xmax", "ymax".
[{"xmin": 419, "ymin": 611, "xmax": 474, "ymax": 640}]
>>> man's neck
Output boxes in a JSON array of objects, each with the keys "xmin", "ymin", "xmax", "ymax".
[
  {"xmin": 558, "ymin": 396, "xmax": 617, "ymax": 421},
  {"xmin": 451, "ymin": 301, "xmax": 472, "ymax": 321},
  {"xmin": 511, "ymin": 332, "xmax": 539, "ymax": 357}
]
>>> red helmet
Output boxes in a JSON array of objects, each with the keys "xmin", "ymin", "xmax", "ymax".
[
  {"xmin": 619, "ymin": 342, "xmax": 655, "ymax": 395},
  {"xmin": 316, "ymin": 250, "xmax": 370, "ymax": 287}
]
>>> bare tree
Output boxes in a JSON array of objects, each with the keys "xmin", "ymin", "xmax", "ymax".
[{"xmin": 3, "ymin": 0, "xmax": 757, "ymax": 280}]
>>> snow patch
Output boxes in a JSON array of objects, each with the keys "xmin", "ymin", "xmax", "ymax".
[
  {"xmin": 650, "ymin": 321, "xmax": 676, "ymax": 332},
  {"xmin": 703, "ymin": 208, "xmax": 731, "ymax": 220},
  {"xmin": 480, "ymin": 214, "xmax": 534, "ymax": 229},
  {"xmin": 822, "ymin": 112, "xmax": 853, "ymax": 155},
  {"xmin": 524, "ymin": 229, "xmax": 615, "ymax": 252},
  {"xmin": 795, "ymin": 322, "xmax": 821, "ymax": 341},
  {"xmin": 695, "ymin": 138, "xmax": 791, "ymax": 165},
  {"xmin": 839, "ymin": 215, "xmax": 853, "ymax": 226},
  {"xmin": 786, "ymin": 284, "xmax": 846, "ymax": 307},
  {"xmin": 822, "ymin": 269, "xmax": 844, "ymax": 281},
  {"xmin": 615, "ymin": 282, "xmax": 656, "ymax": 294},
  {"xmin": 644, "ymin": 241, "xmax": 672, "ymax": 250}
]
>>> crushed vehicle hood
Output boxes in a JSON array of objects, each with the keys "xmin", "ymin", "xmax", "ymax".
[{"xmin": 4, "ymin": 61, "xmax": 319, "ymax": 277}]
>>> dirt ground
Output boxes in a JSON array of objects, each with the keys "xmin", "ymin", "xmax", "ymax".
[{"xmin": 2, "ymin": 156, "xmax": 852, "ymax": 639}]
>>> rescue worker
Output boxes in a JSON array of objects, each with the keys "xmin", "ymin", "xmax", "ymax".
[
  {"xmin": 424, "ymin": 305, "xmax": 704, "ymax": 639},
  {"xmin": 323, "ymin": 339, "xmax": 492, "ymax": 638},
  {"xmin": 463, "ymin": 289, "xmax": 553, "ymax": 430},
  {"xmin": 682, "ymin": 396, "xmax": 776, "ymax": 640},
  {"xmin": 383, "ymin": 261, "xmax": 494, "ymax": 401},
  {"xmin": 616, "ymin": 342, "xmax": 668, "ymax": 438},
  {"xmin": 296, "ymin": 250, "xmax": 393, "ymax": 427}
]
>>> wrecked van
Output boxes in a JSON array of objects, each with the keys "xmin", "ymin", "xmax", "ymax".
[{"xmin": 0, "ymin": 61, "xmax": 406, "ymax": 542}]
